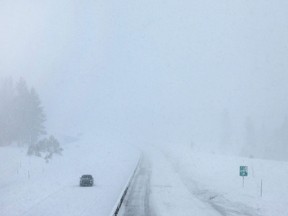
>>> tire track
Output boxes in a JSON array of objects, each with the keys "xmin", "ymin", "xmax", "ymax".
[{"xmin": 119, "ymin": 156, "xmax": 152, "ymax": 216}]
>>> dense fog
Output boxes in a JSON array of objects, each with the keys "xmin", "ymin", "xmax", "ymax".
[{"xmin": 1, "ymin": 0, "xmax": 288, "ymax": 160}]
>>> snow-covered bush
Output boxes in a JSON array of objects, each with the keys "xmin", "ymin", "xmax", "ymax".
[{"xmin": 27, "ymin": 136, "xmax": 63, "ymax": 161}]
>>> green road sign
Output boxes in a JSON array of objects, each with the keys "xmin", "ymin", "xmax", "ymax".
[{"xmin": 240, "ymin": 166, "xmax": 248, "ymax": 176}]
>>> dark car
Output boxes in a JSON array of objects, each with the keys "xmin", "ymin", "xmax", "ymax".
[{"xmin": 80, "ymin": 174, "xmax": 94, "ymax": 187}]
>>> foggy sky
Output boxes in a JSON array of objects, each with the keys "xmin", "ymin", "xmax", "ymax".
[{"xmin": 1, "ymin": 0, "xmax": 288, "ymax": 149}]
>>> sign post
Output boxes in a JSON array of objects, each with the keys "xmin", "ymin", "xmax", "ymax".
[
  {"xmin": 239, "ymin": 166, "xmax": 248, "ymax": 187},
  {"xmin": 260, "ymin": 179, "xmax": 263, "ymax": 197}
]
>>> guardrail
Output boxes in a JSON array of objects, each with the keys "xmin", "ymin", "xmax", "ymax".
[{"xmin": 110, "ymin": 155, "xmax": 142, "ymax": 216}]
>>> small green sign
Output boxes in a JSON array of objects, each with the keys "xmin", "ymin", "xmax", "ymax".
[{"xmin": 240, "ymin": 166, "xmax": 248, "ymax": 176}]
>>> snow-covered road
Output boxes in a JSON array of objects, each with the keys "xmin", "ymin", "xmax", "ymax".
[
  {"xmin": 119, "ymin": 148, "xmax": 261, "ymax": 216},
  {"xmin": 118, "ymin": 156, "xmax": 152, "ymax": 216},
  {"xmin": 120, "ymin": 150, "xmax": 220, "ymax": 216}
]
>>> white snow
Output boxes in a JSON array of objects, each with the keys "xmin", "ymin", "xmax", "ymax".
[
  {"xmin": 161, "ymin": 144, "xmax": 288, "ymax": 216},
  {"xmin": 0, "ymin": 135, "xmax": 140, "ymax": 216},
  {"xmin": 149, "ymin": 150, "xmax": 220, "ymax": 216},
  {"xmin": 1, "ymin": 140, "xmax": 288, "ymax": 216}
]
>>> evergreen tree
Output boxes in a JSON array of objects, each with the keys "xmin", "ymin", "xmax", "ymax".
[
  {"xmin": 14, "ymin": 78, "xmax": 46, "ymax": 145},
  {"xmin": 27, "ymin": 88, "xmax": 46, "ymax": 144},
  {"xmin": 0, "ymin": 77, "xmax": 59, "ymax": 158}
]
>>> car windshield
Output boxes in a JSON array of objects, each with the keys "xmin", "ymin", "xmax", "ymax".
[{"xmin": 1, "ymin": 1, "xmax": 288, "ymax": 216}]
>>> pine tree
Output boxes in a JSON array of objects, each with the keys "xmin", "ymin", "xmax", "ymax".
[
  {"xmin": 0, "ymin": 77, "xmax": 47, "ymax": 148},
  {"xmin": 27, "ymin": 88, "xmax": 46, "ymax": 145},
  {"xmin": 14, "ymin": 78, "xmax": 46, "ymax": 145}
]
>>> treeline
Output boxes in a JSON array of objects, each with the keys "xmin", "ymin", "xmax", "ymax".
[
  {"xmin": 0, "ymin": 77, "xmax": 62, "ymax": 160},
  {"xmin": 220, "ymin": 111, "xmax": 288, "ymax": 161}
]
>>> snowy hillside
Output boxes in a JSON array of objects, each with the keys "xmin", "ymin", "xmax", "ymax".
[{"xmin": 0, "ymin": 135, "xmax": 140, "ymax": 216}]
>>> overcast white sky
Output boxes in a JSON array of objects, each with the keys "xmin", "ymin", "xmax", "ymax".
[{"xmin": 1, "ymin": 0, "xmax": 288, "ymax": 148}]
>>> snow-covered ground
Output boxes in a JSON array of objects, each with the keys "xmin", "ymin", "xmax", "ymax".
[
  {"xmin": 0, "ymin": 135, "xmax": 140, "ymax": 216},
  {"xmin": 1, "ymin": 138, "xmax": 288, "ymax": 216},
  {"xmin": 162, "ymin": 144, "xmax": 288, "ymax": 216}
]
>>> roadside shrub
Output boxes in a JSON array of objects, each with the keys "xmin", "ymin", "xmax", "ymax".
[{"xmin": 27, "ymin": 136, "xmax": 63, "ymax": 161}]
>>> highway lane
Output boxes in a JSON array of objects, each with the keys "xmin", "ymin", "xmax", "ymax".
[
  {"xmin": 118, "ymin": 156, "xmax": 152, "ymax": 216},
  {"xmin": 117, "ymin": 148, "xmax": 260, "ymax": 216},
  {"xmin": 117, "ymin": 149, "xmax": 220, "ymax": 216}
]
